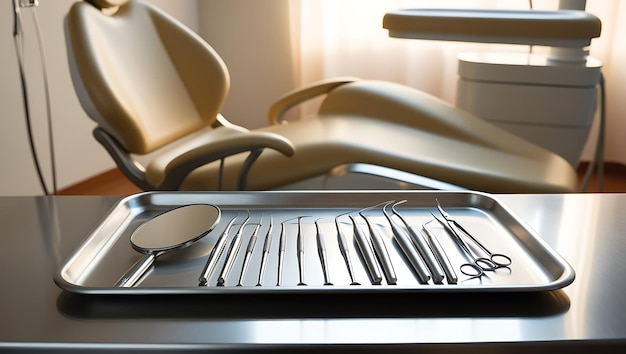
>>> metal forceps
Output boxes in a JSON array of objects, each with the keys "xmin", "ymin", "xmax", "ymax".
[{"xmin": 434, "ymin": 200, "xmax": 512, "ymax": 277}]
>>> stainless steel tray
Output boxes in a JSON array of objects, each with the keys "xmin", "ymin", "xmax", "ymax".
[{"xmin": 55, "ymin": 191, "xmax": 575, "ymax": 294}]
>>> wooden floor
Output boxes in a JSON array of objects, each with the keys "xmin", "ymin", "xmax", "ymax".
[
  {"xmin": 57, "ymin": 168, "xmax": 142, "ymax": 196},
  {"xmin": 577, "ymin": 162, "xmax": 625, "ymax": 193},
  {"xmin": 56, "ymin": 162, "xmax": 626, "ymax": 196}
]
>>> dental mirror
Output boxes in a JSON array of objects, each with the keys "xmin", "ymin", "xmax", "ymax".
[{"xmin": 116, "ymin": 204, "xmax": 221, "ymax": 287}]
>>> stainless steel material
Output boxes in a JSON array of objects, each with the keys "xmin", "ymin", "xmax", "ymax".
[
  {"xmin": 275, "ymin": 163, "xmax": 466, "ymax": 190},
  {"xmin": 326, "ymin": 163, "xmax": 466, "ymax": 190},
  {"xmin": 359, "ymin": 210, "xmax": 398, "ymax": 285},
  {"xmin": 198, "ymin": 214, "xmax": 238, "ymax": 284},
  {"xmin": 114, "ymin": 252, "xmax": 156, "ymax": 288},
  {"xmin": 349, "ymin": 214, "xmax": 384, "ymax": 285},
  {"xmin": 335, "ymin": 212, "xmax": 360, "ymax": 285},
  {"xmin": 315, "ymin": 218, "xmax": 333, "ymax": 285},
  {"xmin": 422, "ymin": 220, "xmax": 459, "ymax": 284},
  {"xmin": 217, "ymin": 211, "xmax": 250, "ymax": 286},
  {"xmin": 55, "ymin": 191, "xmax": 573, "ymax": 294},
  {"xmin": 381, "ymin": 202, "xmax": 430, "ymax": 283},
  {"xmin": 238, "ymin": 222, "xmax": 260, "ymax": 286},
  {"xmin": 116, "ymin": 204, "xmax": 220, "ymax": 287},
  {"xmin": 276, "ymin": 217, "xmax": 293, "ymax": 286},
  {"xmin": 257, "ymin": 216, "xmax": 273, "ymax": 286},
  {"xmin": 296, "ymin": 216, "xmax": 308, "ymax": 286},
  {"xmin": 436, "ymin": 199, "xmax": 513, "ymax": 269},
  {"xmin": 389, "ymin": 201, "xmax": 444, "ymax": 284},
  {"xmin": 430, "ymin": 211, "xmax": 496, "ymax": 278},
  {"xmin": 4, "ymin": 194, "xmax": 626, "ymax": 351}
]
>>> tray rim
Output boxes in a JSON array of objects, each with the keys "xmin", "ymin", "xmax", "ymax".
[{"xmin": 54, "ymin": 190, "xmax": 575, "ymax": 295}]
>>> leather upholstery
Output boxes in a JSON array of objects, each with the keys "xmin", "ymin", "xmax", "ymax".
[
  {"xmin": 86, "ymin": 0, "xmax": 128, "ymax": 10},
  {"xmin": 65, "ymin": 0, "xmax": 578, "ymax": 193}
]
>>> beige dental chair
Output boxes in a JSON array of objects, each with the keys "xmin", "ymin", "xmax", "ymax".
[{"xmin": 64, "ymin": 0, "xmax": 578, "ymax": 193}]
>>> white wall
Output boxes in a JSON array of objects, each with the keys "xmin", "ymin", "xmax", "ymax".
[
  {"xmin": 197, "ymin": 0, "xmax": 296, "ymax": 129},
  {"xmin": 0, "ymin": 0, "xmax": 199, "ymax": 196},
  {"xmin": 1, "ymin": 1, "xmax": 612, "ymax": 196},
  {"xmin": 0, "ymin": 0, "xmax": 293, "ymax": 196}
]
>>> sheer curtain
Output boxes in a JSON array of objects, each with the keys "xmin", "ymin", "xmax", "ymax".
[{"xmin": 288, "ymin": 0, "xmax": 626, "ymax": 164}]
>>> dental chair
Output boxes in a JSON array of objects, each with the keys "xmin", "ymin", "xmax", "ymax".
[{"xmin": 64, "ymin": 0, "xmax": 578, "ymax": 193}]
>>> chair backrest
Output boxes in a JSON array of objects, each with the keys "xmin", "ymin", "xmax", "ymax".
[{"xmin": 66, "ymin": 0, "xmax": 230, "ymax": 154}]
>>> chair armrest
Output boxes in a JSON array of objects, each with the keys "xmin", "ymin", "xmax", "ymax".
[
  {"xmin": 158, "ymin": 128, "xmax": 295, "ymax": 190},
  {"xmin": 268, "ymin": 77, "xmax": 359, "ymax": 125},
  {"xmin": 93, "ymin": 127, "xmax": 154, "ymax": 191}
]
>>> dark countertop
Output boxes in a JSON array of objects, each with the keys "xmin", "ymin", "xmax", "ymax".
[{"xmin": 1, "ymin": 193, "xmax": 625, "ymax": 352}]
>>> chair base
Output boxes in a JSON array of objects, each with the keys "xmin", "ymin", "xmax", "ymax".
[{"xmin": 273, "ymin": 163, "xmax": 465, "ymax": 191}]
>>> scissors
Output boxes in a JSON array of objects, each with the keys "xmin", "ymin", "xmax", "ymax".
[
  {"xmin": 435, "ymin": 200, "xmax": 512, "ymax": 271},
  {"xmin": 431, "ymin": 205, "xmax": 512, "ymax": 278},
  {"xmin": 428, "ymin": 212, "xmax": 493, "ymax": 278}
]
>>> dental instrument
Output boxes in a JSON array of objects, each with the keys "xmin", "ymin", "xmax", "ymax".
[
  {"xmin": 389, "ymin": 200, "xmax": 445, "ymax": 284},
  {"xmin": 217, "ymin": 211, "xmax": 250, "ymax": 286},
  {"xmin": 334, "ymin": 212, "xmax": 360, "ymax": 285},
  {"xmin": 198, "ymin": 214, "xmax": 238, "ymax": 285},
  {"xmin": 380, "ymin": 201, "xmax": 432, "ymax": 284},
  {"xmin": 256, "ymin": 216, "xmax": 273, "ymax": 286},
  {"xmin": 349, "ymin": 214, "xmax": 383, "ymax": 285},
  {"xmin": 237, "ymin": 218, "xmax": 262, "ymax": 286},
  {"xmin": 436, "ymin": 200, "xmax": 512, "ymax": 270},
  {"xmin": 422, "ymin": 219, "xmax": 458, "ymax": 284}
]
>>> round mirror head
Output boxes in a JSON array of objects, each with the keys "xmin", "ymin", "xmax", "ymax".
[{"xmin": 131, "ymin": 204, "xmax": 221, "ymax": 253}]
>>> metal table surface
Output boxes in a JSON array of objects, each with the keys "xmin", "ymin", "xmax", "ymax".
[{"xmin": 0, "ymin": 193, "xmax": 625, "ymax": 352}]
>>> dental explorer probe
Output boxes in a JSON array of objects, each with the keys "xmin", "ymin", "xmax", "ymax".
[
  {"xmin": 422, "ymin": 219, "xmax": 458, "ymax": 284},
  {"xmin": 390, "ymin": 200, "xmax": 445, "ymax": 284},
  {"xmin": 335, "ymin": 213, "xmax": 360, "ymax": 285},
  {"xmin": 349, "ymin": 215, "xmax": 383, "ymax": 285},
  {"xmin": 256, "ymin": 216, "xmax": 273, "ymax": 286},
  {"xmin": 277, "ymin": 217, "xmax": 298, "ymax": 286},
  {"xmin": 381, "ymin": 201, "xmax": 431, "ymax": 284},
  {"xmin": 217, "ymin": 211, "xmax": 250, "ymax": 286},
  {"xmin": 237, "ymin": 219, "xmax": 261, "ymax": 286},
  {"xmin": 199, "ymin": 214, "xmax": 238, "ymax": 285},
  {"xmin": 359, "ymin": 210, "xmax": 397, "ymax": 285},
  {"xmin": 314, "ymin": 218, "xmax": 332, "ymax": 285},
  {"xmin": 296, "ymin": 216, "xmax": 308, "ymax": 286}
]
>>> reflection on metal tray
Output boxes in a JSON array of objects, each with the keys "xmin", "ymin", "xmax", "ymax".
[{"xmin": 54, "ymin": 191, "xmax": 575, "ymax": 295}]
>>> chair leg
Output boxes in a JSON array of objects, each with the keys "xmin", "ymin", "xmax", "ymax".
[
  {"xmin": 324, "ymin": 163, "xmax": 465, "ymax": 191},
  {"xmin": 237, "ymin": 148, "xmax": 264, "ymax": 191},
  {"xmin": 218, "ymin": 158, "xmax": 225, "ymax": 191}
]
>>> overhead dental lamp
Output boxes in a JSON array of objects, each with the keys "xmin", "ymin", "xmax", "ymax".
[{"xmin": 383, "ymin": 1, "xmax": 602, "ymax": 167}]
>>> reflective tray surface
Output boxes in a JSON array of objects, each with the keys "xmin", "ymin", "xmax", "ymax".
[{"xmin": 55, "ymin": 191, "xmax": 574, "ymax": 294}]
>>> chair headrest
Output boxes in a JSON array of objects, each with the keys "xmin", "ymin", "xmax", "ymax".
[{"xmin": 85, "ymin": 0, "xmax": 129, "ymax": 10}]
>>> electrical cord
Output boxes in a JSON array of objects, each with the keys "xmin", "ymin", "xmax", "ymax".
[
  {"xmin": 580, "ymin": 72, "xmax": 606, "ymax": 192},
  {"xmin": 31, "ymin": 5, "xmax": 57, "ymax": 194},
  {"xmin": 11, "ymin": 0, "xmax": 57, "ymax": 195},
  {"xmin": 526, "ymin": 0, "xmax": 605, "ymax": 192}
]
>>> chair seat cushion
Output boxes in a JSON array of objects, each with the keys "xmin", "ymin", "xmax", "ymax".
[
  {"xmin": 149, "ymin": 80, "xmax": 578, "ymax": 193},
  {"xmin": 174, "ymin": 115, "xmax": 576, "ymax": 193}
]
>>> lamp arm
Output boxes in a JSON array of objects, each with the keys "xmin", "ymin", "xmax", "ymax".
[{"xmin": 558, "ymin": 0, "xmax": 586, "ymax": 10}]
